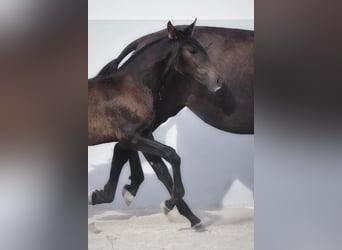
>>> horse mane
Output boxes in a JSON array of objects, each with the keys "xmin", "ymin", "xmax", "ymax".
[
  {"xmin": 96, "ymin": 37, "xmax": 166, "ymax": 78},
  {"xmin": 96, "ymin": 58, "xmax": 119, "ymax": 77}
]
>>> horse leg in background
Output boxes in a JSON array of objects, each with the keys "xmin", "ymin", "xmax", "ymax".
[
  {"xmin": 124, "ymin": 135, "xmax": 185, "ymax": 210},
  {"xmin": 143, "ymin": 153, "xmax": 201, "ymax": 228},
  {"xmin": 121, "ymin": 151, "xmax": 144, "ymax": 206},
  {"xmin": 90, "ymin": 143, "xmax": 130, "ymax": 205}
]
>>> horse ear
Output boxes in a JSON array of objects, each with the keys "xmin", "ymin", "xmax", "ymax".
[
  {"xmin": 183, "ymin": 18, "xmax": 197, "ymax": 36},
  {"xmin": 167, "ymin": 21, "xmax": 178, "ymax": 40}
]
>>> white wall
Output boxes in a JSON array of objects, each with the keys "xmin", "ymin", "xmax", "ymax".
[
  {"xmin": 88, "ymin": 20, "xmax": 254, "ymax": 209},
  {"xmin": 88, "ymin": 0, "xmax": 254, "ymax": 20}
]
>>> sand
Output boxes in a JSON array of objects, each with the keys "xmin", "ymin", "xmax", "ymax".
[{"xmin": 88, "ymin": 206, "xmax": 254, "ymax": 250}]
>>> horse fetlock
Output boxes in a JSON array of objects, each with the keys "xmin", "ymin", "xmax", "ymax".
[
  {"xmin": 93, "ymin": 189, "xmax": 115, "ymax": 204},
  {"xmin": 164, "ymin": 200, "xmax": 175, "ymax": 211},
  {"xmin": 123, "ymin": 184, "xmax": 138, "ymax": 196}
]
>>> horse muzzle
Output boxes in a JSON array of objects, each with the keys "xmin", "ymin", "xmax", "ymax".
[{"xmin": 213, "ymin": 76, "xmax": 224, "ymax": 91}]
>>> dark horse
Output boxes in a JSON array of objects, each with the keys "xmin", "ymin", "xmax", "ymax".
[
  {"xmin": 89, "ymin": 20, "xmax": 254, "ymax": 228},
  {"xmin": 88, "ymin": 20, "xmax": 222, "ymax": 227}
]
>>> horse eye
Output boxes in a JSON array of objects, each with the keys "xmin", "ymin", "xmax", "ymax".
[{"xmin": 189, "ymin": 49, "xmax": 197, "ymax": 54}]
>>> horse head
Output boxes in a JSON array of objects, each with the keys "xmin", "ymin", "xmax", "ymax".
[{"xmin": 167, "ymin": 19, "xmax": 223, "ymax": 92}]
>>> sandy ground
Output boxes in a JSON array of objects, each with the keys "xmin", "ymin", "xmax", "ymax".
[{"xmin": 88, "ymin": 206, "xmax": 254, "ymax": 250}]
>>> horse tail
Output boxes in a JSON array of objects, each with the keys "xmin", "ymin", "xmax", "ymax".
[
  {"xmin": 96, "ymin": 29, "xmax": 167, "ymax": 77},
  {"xmin": 96, "ymin": 39, "xmax": 140, "ymax": 77}
]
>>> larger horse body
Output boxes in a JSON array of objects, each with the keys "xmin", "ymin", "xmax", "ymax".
[{"xmin": 88, "ymin": 21, "xmax": 222, "ymax": 227}]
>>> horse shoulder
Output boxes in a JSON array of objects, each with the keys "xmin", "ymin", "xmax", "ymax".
[{"xmin": 114, "ymin": 76, "xmax": 155, "ymax": 126}]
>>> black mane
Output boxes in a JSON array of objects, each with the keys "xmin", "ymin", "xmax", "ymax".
[{"xmin": 96, "ymin": 37, "xmax": 166, "ymax": 77}]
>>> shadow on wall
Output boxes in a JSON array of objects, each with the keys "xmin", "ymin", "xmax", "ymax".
[
  {"xmin": 88, "ymin": 108, "xmax": 254, "ymax": 210},
  {"xmin": 155, "ymin": 108, "xmax": 254, "ymax": 208}
]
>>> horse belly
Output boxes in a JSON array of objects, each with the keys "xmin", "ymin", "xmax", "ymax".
[
  {"xmin": 187, "ymin": 96, "xmax": 253, "ymax": 134},
  {"xmin": 105, "ymin": 88, "xmax": 154, "ymax": 141}
]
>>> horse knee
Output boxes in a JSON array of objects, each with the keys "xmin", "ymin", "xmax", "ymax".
[{"xmin": 173, "ymin": 186, "xmax": 185, "ymax": 199}]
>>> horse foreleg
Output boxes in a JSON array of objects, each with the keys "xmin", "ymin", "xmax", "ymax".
[
  {"xmin": 125, "ymin": 135, "xmax": 185, "ymax": 209},
  {"xmin": 119, "ymin": 143, "xmax": 201, "ymax": 227},
  {"xmin": 143, "ymin": 152, "xmax": 201, "ymax": 227},
  {"xmin": 90, "ymin": 143, "xmax": 129, "ymax": 205}
]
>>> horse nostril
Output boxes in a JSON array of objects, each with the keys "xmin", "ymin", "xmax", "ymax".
[
  {"xmin": 217, "ymin": 77, "xmax": 223, "ymax": 86},
  {"xmin": 211, "ymin": 77, "xmax": 223, "ymax": 92}
]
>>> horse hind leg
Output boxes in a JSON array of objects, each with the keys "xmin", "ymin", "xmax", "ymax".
[{"xmin": 90, "ymin": 143, "xmax": 129, "ymax": 205}]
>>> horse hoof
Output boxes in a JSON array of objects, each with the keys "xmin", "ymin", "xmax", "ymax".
[
  {"xmin": 192, "ymin": 222, "xmax": 207, "ymax": 232},
  {"xmin": 160, "ymin": 201, "xmax": 172, "ymax": 215},
  {"xmin": 88, "ymin": 191, "xmax": 93, "ymax": 205},
  {"xmin": 88, "ymin": 222, "xmax": 101, "ymax": 234},
  {"xmin": 122, "ymin": 187, "xmax": 134, "ymax": 206}
]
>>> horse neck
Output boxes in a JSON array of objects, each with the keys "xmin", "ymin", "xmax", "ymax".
[
  {"xmin": 153, "ymin": 71, "xmax": 197, "ymax": 126},
  {"xmin": 120, "ymin": 39, "xmax": 176, "ymax": 93}
]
